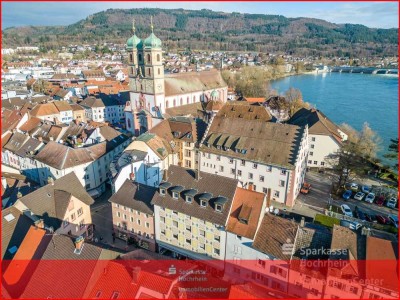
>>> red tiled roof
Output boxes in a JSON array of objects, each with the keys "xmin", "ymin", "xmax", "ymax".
[
  {"xmin": 245, "ymin": 97, "xmax": 265, "ymax": 103},
  {"xmin": 3, "ymin": 226, "xmax": 46, "ymax": 285},
  {"xmin": 226, "ymin": 187, "xmax": 265, "ymax": 239}
]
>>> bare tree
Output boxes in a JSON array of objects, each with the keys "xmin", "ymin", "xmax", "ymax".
[
  {"xmin": 285, "ymin": 87, "xmax": 309, "ymax": 117},
  {"xmin": 358, "ymin": 122, "xmax": 382, "ymax": 159},
  {"xmin": 328, "ymin": 123, "xmax": 383, "ymax": 191},
  {"xmin": 234, "ymin": 66, "xmax": 271, "ymax": 98}
]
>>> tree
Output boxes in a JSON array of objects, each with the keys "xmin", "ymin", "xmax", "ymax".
[
  {"xmin": 221, "ymin": 70, "xmax": 236, "ymax": 88},
  {"xmin": 285, "ymin": 87, "xmax": 309, "ymax": 117},
  {"xmin": 295, "ymin": 61, "xmax": 305, "ymax": 74},
  {"xmin": 384, "ymin": 138, "xmax": 398, "ymax": 168},
  {"xmin": 358, "ymin": 122, "xmax": 382, "ymax": 159},
  {"xmin": 328, "ymin": 123, "xmax": 383, "ymax": 191},
  {"xmin": 327, "ymin": 141, "xmax": 367, "ymax": 191},
  {"xmin": 234, "ymin": 66, "xmax": 271, "ymax": 98}
]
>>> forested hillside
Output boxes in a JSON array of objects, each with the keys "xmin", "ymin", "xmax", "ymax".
[{"xmin": 3, "ymin": 8, "xmax": 398, "ymax": 56}]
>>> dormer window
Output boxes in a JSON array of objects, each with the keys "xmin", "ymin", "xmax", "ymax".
[
  {"xmin": 238, "ymin": 204, "xmax": 252, "ymax": 225},
  {"xmin": 170, "ymin": 185, "xmax": 184, "ymax": 199},
  {"xmin": 239, "ymin": 217, "xmax": 248, "ymax": 225},
  {"xmin": 200, "ymin": 200, "xmax": 207, "ymax": 208},
  {"xmin": 186, "ymin": 196, "xmax": 193, "ymax": 203},
  {"xmin": 214, "ymin": 196, "xmax": 227, "ymax": 212},
  {"xmin": 160, "ymin": 188, "xmax": 166, "ymax": 196}
]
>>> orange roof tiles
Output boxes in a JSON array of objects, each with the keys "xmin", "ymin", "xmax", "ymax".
[
  {"xmin": 226, "ymin": 187, "xmax": 265, "ymax": 239},
  {"xmin": 30, "ymin": 103, "xmax": 59, "ymax": 117},
  {"xmin": 3, "ymin": 226, "xmax": 46, "ymax": 285},
  {"xmin": 245, "ymin": 97, "xmax": 265, "ymax": 103},
  {"xmin": 366, "ymin": 236, "xmax": 398, "ymax": 291}
]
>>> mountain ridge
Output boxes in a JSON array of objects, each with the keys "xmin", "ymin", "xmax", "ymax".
[{"xmin": 3, "ymin": 8, "xmax": 398, "ymax": 57}]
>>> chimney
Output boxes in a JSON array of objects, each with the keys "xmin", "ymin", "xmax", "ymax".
[
  {"xmin": 34, "ymin": 218, "xmax": 45, "ymax": 229},
  {"xmin": 195, "ymin": 151, "xmax": 201, "ymax": 181},
  {"xmin": 132, "ymin": 266, "xmax": 141, "ymax": 283},
  {"xmin": 74, "ymin": 236, "xmax": 84, "ymax": 252},
  {"xmin": 17, "ymin": 191, "xmax": 23, "ymax": 199},
  {"xmin": 300, "ymin": 217, "xmax": 305, "ymax": 228},
  {"xmin": 48, "ymin": 177, "xmax": 54, "ymax": 185}
]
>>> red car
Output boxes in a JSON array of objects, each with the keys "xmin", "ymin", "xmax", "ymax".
[
  {"xmin": 376, "ymin": 215, "xmax": 390, "ymax": 224},
  {"xmin": 375, "ymin": 195, "xmax": 385, "ymax": 206}
]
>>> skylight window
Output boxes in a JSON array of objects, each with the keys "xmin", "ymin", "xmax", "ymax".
[{"xmin": 4, "ymin": 214, "xmax": 15, "ymax": 222}]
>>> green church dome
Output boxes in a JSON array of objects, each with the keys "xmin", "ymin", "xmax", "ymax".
[
  {"xmin": 144, "ymin": 33, "xmax": 162, "ymax": 49},
  {"xmin": 210, "ymin": 90, "xmax": 219, "ymax": 100},
  {"xmin": 126, "ymin": 34, "xmax": 142, "ymax": 50}
]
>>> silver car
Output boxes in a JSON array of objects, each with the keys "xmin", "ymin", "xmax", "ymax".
[
  {"xmin": 354, "ymin": 192, "xmax": 365, "ymax": 201},
  {"xmin": 340, "ymin": 204, "xmax": 353, "ymax": 217}
]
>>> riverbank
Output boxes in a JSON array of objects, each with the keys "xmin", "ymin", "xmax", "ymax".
[{"xmin": 271, "ymin": 72, "xmax": 398, "ymax": 166}]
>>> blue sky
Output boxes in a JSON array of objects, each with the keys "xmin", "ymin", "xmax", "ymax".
[{"xmin": 2, "ymin": 1, "xmax": 398, "ymax": 29}]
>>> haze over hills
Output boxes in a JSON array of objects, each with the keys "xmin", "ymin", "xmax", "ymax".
[{"xmin": 2, "ymin": 8, "xmax": 398, "ymax": 57}]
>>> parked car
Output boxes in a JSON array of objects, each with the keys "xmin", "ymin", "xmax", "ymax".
[
  {"xmin": 375, "ymin": 195, "xmax": 385, "ymax": 206},
  {"xmin": 342, "ymin": 190, "xmax": 352, "ymax": 200},
  {"xmin": 364, "ymin": 213, "xmax": 377, "ymax": 223},
  {"xmin": 349, "ymin": 183, "xmax": 359, "ymax": 192},
  {"xmin": 361, "ymin": 185, "xmax": 371, "ymax": 193},
  {"xmin": 357, "ymin": 210, "xmax": 366, "ymax": 221},
  {"xmin": 388, "ymin": 215, "xmax": 398, "ymax": 228},
  {"xmin": 300, "ymin": 183, "xmax": 311, "ymax": 194},
  {"xmin": 341, "ymin": 204, "xmax": 353, "ymax": 217},
  {"xmin": 354, "ymin": 192, "xmax": 365, "ymax": 201},
  {"xmin": 353, "ymin": 206, "xmax": 366, "ymax": 220},
  {"xmin": 386, "ymin": 198, "xmax": 397, "ymax": 209},
  {"xmin": 376, "ymin": 215, "xmax": 390, "ymax": 225},
  {"xmin": 365, "ymin": 193, "xmax": 375, "ymax": 203},
  {"xmin": 340, "ymin": 220, "xmax": 362, "ymax": 230}
]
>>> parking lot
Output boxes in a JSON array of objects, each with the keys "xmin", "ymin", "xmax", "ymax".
[{"xmin": 298, "ymin": 171, "xmax": 398, "ymax": 219}]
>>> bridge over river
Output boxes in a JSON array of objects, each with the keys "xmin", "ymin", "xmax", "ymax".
[{"xmin": 330, "ymin": 66, "xmax": 398, "ymax": 75}]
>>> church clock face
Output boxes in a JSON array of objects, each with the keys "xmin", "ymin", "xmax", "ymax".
[{"xmin": 156, "ymin": 83, "xmax": 163, "ymax": 93}]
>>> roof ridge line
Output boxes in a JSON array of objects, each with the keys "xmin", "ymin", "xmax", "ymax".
[{"xmin": 60, "ymin": 146, "xmax": 69, "ymax": 169}]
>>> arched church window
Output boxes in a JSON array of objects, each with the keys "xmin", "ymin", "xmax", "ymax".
[
  {"xmin": 173, "ymin": 99, "xmax": 176, "ymax": 107},
  {"xmin": 138, "ymin": 54, "xmax": 142, "ymax": 62},
  {"xmin": 166, "ymin": 100, "xmax": 169, "ymax": 108},
  {"xmin": 147, "ymin": 54, "xmax": 151, "ymax": 63},
  {"xmin": 127, "ymin": 118, "xmax": 131, "ymax": 129},
  {"xmin": 129, "ymin": 53, "xmax": 133, "ymax": 63},
  {"xmin": 193, "ymin": 96, "xmax": 196, "ymax": 102},
  {"xmin": 180, "ymin": 98, "xmax": 183, "ymax": 106},
  {"xmin": 158, "ymin": 68, "xmax": 160, "ymax": 75},
  {"xmin": 157, "ymin": 54, "xmax": 160, "ymax": 62},
  {"xmin": 187, "ymin": 97, "xmax": 189, "ymax": 104},
  {"xmin": 148, "ymin": 68, "xmax": 151, "ymax": 76}
]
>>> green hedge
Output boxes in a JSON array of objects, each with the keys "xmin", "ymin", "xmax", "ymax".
[{"xmin": 314, "ymin": 214, "xmax": 340, "ymax": 228}]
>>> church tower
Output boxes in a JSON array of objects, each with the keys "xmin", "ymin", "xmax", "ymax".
[
  {"xmin": 126, "ymin": 19, "xmax": 141, "ymax": 81},
  {"xmin": 140, "ymin": 16, "xmax": 164, "ymax": 96}
]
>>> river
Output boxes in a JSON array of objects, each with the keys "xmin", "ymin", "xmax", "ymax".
[{"xmin": 271, "ymin": 72, "xmax": 398, "ymax": 165}]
